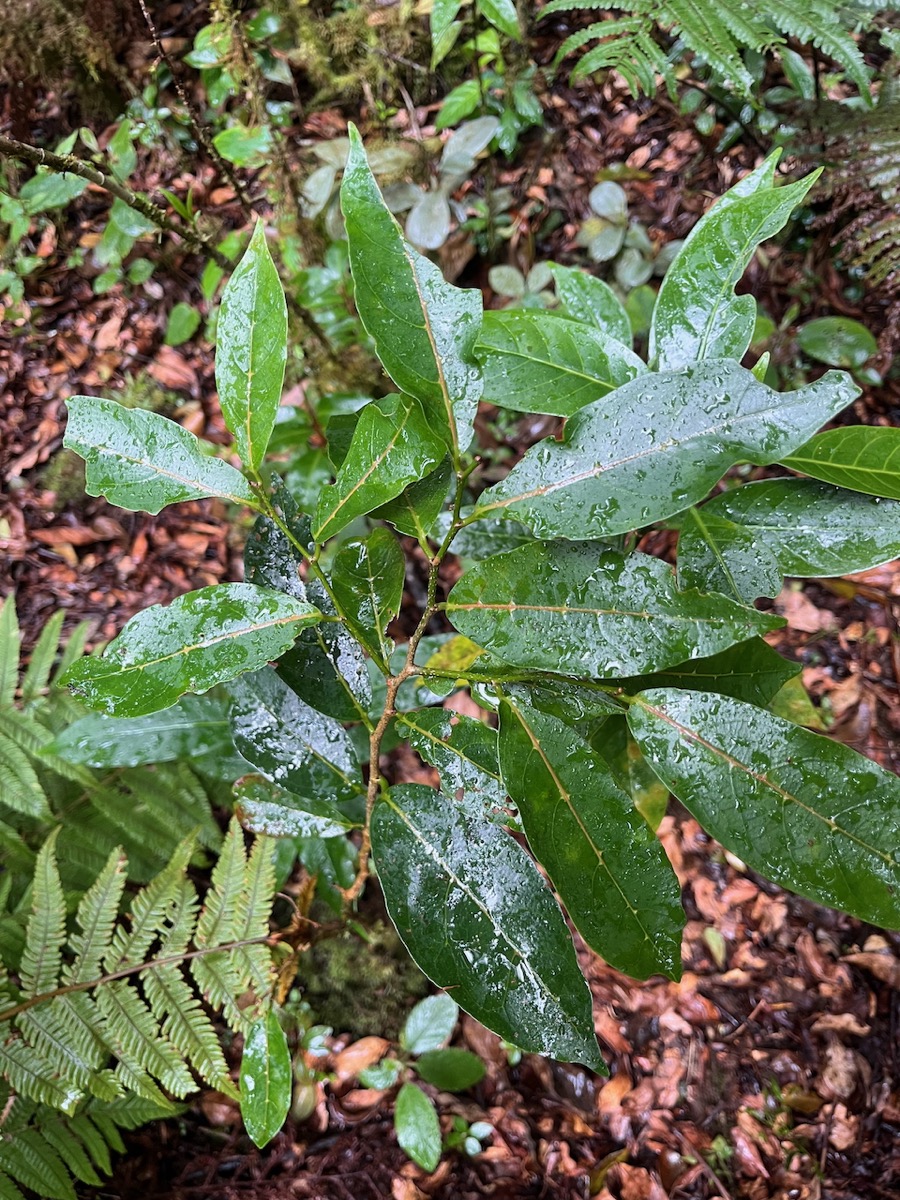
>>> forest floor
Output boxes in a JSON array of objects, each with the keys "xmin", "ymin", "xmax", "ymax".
[{"xmin": 3, "ymin": 44, "xmax": 900, "ymax": 1200}]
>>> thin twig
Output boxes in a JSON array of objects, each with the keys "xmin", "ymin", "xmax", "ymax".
[
  {"xmin": 136, "ymin": 0, "xmax": 256, "ymax": 217},
  {"xmin": 0, "ymin": 134, "xmax": 233, "ymax": 270}
]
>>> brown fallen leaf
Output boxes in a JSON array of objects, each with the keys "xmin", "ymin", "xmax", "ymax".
[
  {"xmin": 841, "ymin": 951, "xmax": 900, "ymax": 989},
  {"xmin": 332, "ymin": 1036, "xmax": 391, "ymax": 1082}
]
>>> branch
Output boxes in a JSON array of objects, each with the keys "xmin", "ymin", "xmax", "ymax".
[
  {"xmin": 135, "ymin": 0, "xmax": 257, "ymax": 218},
  {"xmin": 0, "ymin": 134, "xmax": 233, "ymax": 270}
]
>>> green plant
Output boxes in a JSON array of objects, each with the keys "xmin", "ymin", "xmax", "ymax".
[
  {"xmin": 359, "ymin": 994, "xmax": 488, "ymax": 1171},
  {"xmin": 540, "ymin": 0, "xmax": 873, "ymax": 100},
  {"xmin": 573, "ymin": 175, "xmax": 684, "ymax": 290},
  {"xmin": 54, "ymin": 137, "xmax": 900, "ymax": 1147}
]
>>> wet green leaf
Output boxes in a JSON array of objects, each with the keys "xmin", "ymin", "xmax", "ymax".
[
  {"xmin": 591, "ymin": 718, "xmax": 669, "ymax": 831},
  {"xmin": 341, "ymin": 126, "xmax": 483, "ymax": 456},
  {"xmin": 373, "ymin": 784, "xmax": 605, "ymax": 1071},
  {"xmin": 446, "ymin": 542, "xmax": 782, "ymax": 678},
  {"xmin": 699, "ymin": 479, "xmax": 900, "ymax": 579},
  {"xmin": 230, "ymin": 667, "xmax": 362, "ymax": 804},
  {"xmin": 243, "ymin": 490, "xmax": 371, "ymax": 723},
  {"xmin": 476, "ymin": 311, "xmax": 644, "ymax": 416},
  {"xmin": 216, "ymin": 220, "xmax": 287, "ymax": 470},
  {"xmin": 395, "ymin": 1083, "xmax": 441, "ymax": 1172},
  {"xmin": 401, "ymin": 993, "xmax": 459, "ymax": 1054},
  {"xmin": 313, "ymin": 395, "xmax": 445, "ymax": 542},
  {"xmin": 478, "ymin": 0, "xmax": 520, "ymax": 39},
  {"xmin": 651, "ymin": 157, "xmax": 819, "ymax": 370},
  {"xmin": 615, "ymin": 638, "xmax": 800, "ymax": 706},
  {"xmin": 416, "ymin": 1048, "xmax": 485, "ymax": 1091},
  {"xmin": 549, "ymin": 263, "xmax": 632, "ymax": 346},
  {"xmin": 767, "ymin": 675, "xmax": 827, "ymax": 730},
  {"xmin": 61, "ymin": 585, "xmax": 321, "ymax": 717},
  {"xmin": 398, "ymin": 709, "xmax": 505, "ymax": 807},
  {"xmin": 234, "ymin": 774, "xmax": 359, "ymax": 838},
  {"xmin": 48, "ymin": 695, "xmax": 233, "ymax": 768},
  {"xmin": 374, "ymin": 460, "xmax": 452, "ymax": 542},
  {"xmin": 331, "ymin": 528, "xmax": 406, "ymax": 664},
  {"xmin": 240, "ymin": 1010, "xmax": 291, "ymax": 1148},
  {"xmin": 677, "ymin": 506, "xmax": 783, "ymax": 602},
  {"xmin": 628, "ymin": 689, "xmax": 900, "ymax": 928},
  {"xmin": 499, "ymin": 698, "xmax": 683, "ymax": 979},
  {"xmin": 797, "ymin": 317, "xmax": 877, "ymax": 368},
  {"xmin": 64, "ymin": 397, "xmax": 255, "ymax": 514},
  {"xmin": 475, "ymin": 361, "xmax": 857, "ymax": 540},
  {"xmin": 782, "ymin": 427, "xmax": 900, "ymax": 501}
]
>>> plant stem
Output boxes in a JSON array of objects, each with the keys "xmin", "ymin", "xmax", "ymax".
[
  {"xmin": 0, "ymin": 134, "xmax": 235, "ymax": 270},
  {"xmin": 136, "ymin": 0, "xmax": 257, "ymax": 217},
  {"xmin": 342, "ymin": 462, "xmax": 475, "ymax": 903}
]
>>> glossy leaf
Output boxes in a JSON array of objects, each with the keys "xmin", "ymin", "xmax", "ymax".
[
  {"xmin": 416, "ymin": 1048, "xmax": 485, "ymax": 1091},
  {"xmin": 592, "ymin": 717, "xmax": 669, "ymax": 832},
  {"xmin": 782, "ymin": 427, "xmax": 900, "ymax": 501},
  {"xmin": 628, "ymin": 689, "xmax": 900, "ymax": 929},
  {"xmin": 700, "ymin": 479, "xmax": 900, "ymax": 579},
  {"xmin": 216, "ymin": 220, "xmax": 287, "ymax": 469},
  {"xmin": 395, "ymin": 1083, "xmax": 441, "ymax": 1172},
  {"xmin": 331, "ymin": 529, "xmax": 406, "ymax": 664},
  {"xmin": 475, "ymin": 360, "xmax": 857, "ymax": 539},
  {"xmin": 64, "ymin": 397, "xmax": 255, "ymax": 515},
  {"xmin": 341, "ymin": 126, "xmax": 483, "ymax": 456},
  {"xmin": 550, "ymin": 263, "xmax": 632, "ymax": 346},
  {"xmin": 240, "ymin": 1010, "xmax": 292, "ymax": 1148},
  {"xmin": 313, "ymin": 394, "xmax": 445, "ymax": 542},
  {"xmin": 401, "ymin": 993, "xmax": 459, "ymax": 1054},
  {"xmin": 398, "ymin": 709, "xmax": 505, "ymax": 807},
  {"xmin": 243, "ymin": 493, "xmax": 371, "ymax": 723},
  {"xmin": 446, "ymin": 542, "xmax": 781, "ymax": 678},
  {"xmin": 48, "ymin": 695, "xmax": 233, "ymax": 768},
  {"xmin": 498, "ymin": 698, "xmax": 683, "ymax": 979},
  {"xmin": 60, "ymin": 585, "xmax": 321, "ymax": 718},
  {"xmin": 476, "ymin": 310, "xmax": 644, "ymax": 416},
  {"xmin": 478, "ymin": 0, "xmax": 520, "ymax": 39},
  {"xmin": 230, "ymin": 667, "xmax": 362, "ymax": 804},
  {"xmin": 677, "ymin": 507, "xmax": 783, "ymax": 603},
  {"xmin": 234, "ymin": 774, "xmax": 359, "ymax": 839},
  {"xmin": 651, "ymin": 160, "xmax": 820, "ymax": 371},
  {"xmin": 615, "ymin": 638, "xmax": 799, "ymax": 706},
  {"xmin": 374, "ymin": 460, "xmax": 452, "ymax": 542},
  {"xmin": 797, "ymin": 317, "xmax": 877, "ymax": 368},
  {"xmin": 372, "ymin": 784, "xmax": 605, "ymax": 1071}
]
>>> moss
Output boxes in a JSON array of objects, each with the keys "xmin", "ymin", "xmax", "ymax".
[
  {"xmin": 298, "ymin": 919, "xmax": 429, "ymax": 1039},
  {"xmin": 40, "ymin": 450, "xmax": 87, "ymax": 507},
  {"xmin": 112, "ymin": 372, "xmax": 180, "ymax": 414}
]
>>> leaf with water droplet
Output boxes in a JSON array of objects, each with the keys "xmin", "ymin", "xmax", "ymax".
[
  {"xmin": 60, "ymin": 584, "xmax": 322, "ymax": 717},
  {"xmin": 330, "ymin": 528, "xmax": 406, "ymax": 665},
  {"xmin": 549, "ymin": 263, "xmax": 632, "ymax": 347},
  {"xmin": 475, "ymin": 360, "xmax": 857, "ymax": 540},
  {"xmin": 477, "ymin": 310, "xmax": 644, "ymax": 416},
  {"xmin": 216, "ymin": 220, "xmax": 287, "ymax": 470},
  {"xmin": 628, "ymin": 689, "xmax": 900, "ymax": 929},
  {"xmin": 446, "ymin": 541, "xmax": 782, "ymax": 678},
  {"xmin": 314, "ymin": 394, "xmax": 445, "ymax": 542},
  {"xmin": 372, "ymin": 784, "xmax": 606, "ymax": 1071},
  {"xmin": 230, "ymin": 666, "xmax": 362, "ymax": 804},
  {"xmin": 64, "ymin": 397, "xmax": 256, "ymax": 514},
  {"xmin": 341, "ymin": 126, "xmax": 483, "ymax": 455},
  {"xmin": 240, "ymin": 1010, "xmax": 292, "ymax": 1148},
  {"xmin": 499, "ymin": 697, "xmax": 683, "ymax": 979},
  {"xmin": 650, "ymin": 154, "xmax": 819, "ymax": 371},
  {"xmin": 234, "ymin": 773, "xmax": 360, "ymax": 839},
  {"xmin": 398, "ymin": 708, "xmax": 505, "ymax": 808}
]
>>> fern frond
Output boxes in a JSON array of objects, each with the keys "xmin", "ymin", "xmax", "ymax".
[
  {"xmin": 0, "ymin": 598, "xmax": 20, "ymax": 709},
  {"xmin": 0, "ymin": 732, "xmax": 51, "ymax": 820},
  {"xmin": 19, "ymin": 612, "xmax": 64, "ymax": 705},
  {"xmin": 0, "ymin": 1090, "xmax": 173, "ymax": 1200},
  {"xmin": 0, "ymin": 823, "xmax": 278, "ymax": 1117},
  {"xmin": 542, "ymin": 0, "xmax": 873, "ymax": 98}
]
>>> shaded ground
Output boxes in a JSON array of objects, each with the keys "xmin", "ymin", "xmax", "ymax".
[{"xmin": 3, "ymin": 41, "xmax": 900, "ymax": 1200}]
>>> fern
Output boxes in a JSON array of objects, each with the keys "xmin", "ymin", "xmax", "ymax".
[
  {"xmin": 0, "ymin": 1085, "xmax": 174, "ymax": 1200},
  {"xmin": 806, "ymin": 62, "xmax": 900, "ymax": 296},
  {"xmin": 0, "ymin": 821, "xmax": 278, "ymax": 1192},
  {"xmin": 0, "ymin": 598, "xmax": 224, "ymax": 895},
  {"xmin": 541, "ymin": 0, "xmax": 872, "ymax": 98}
]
